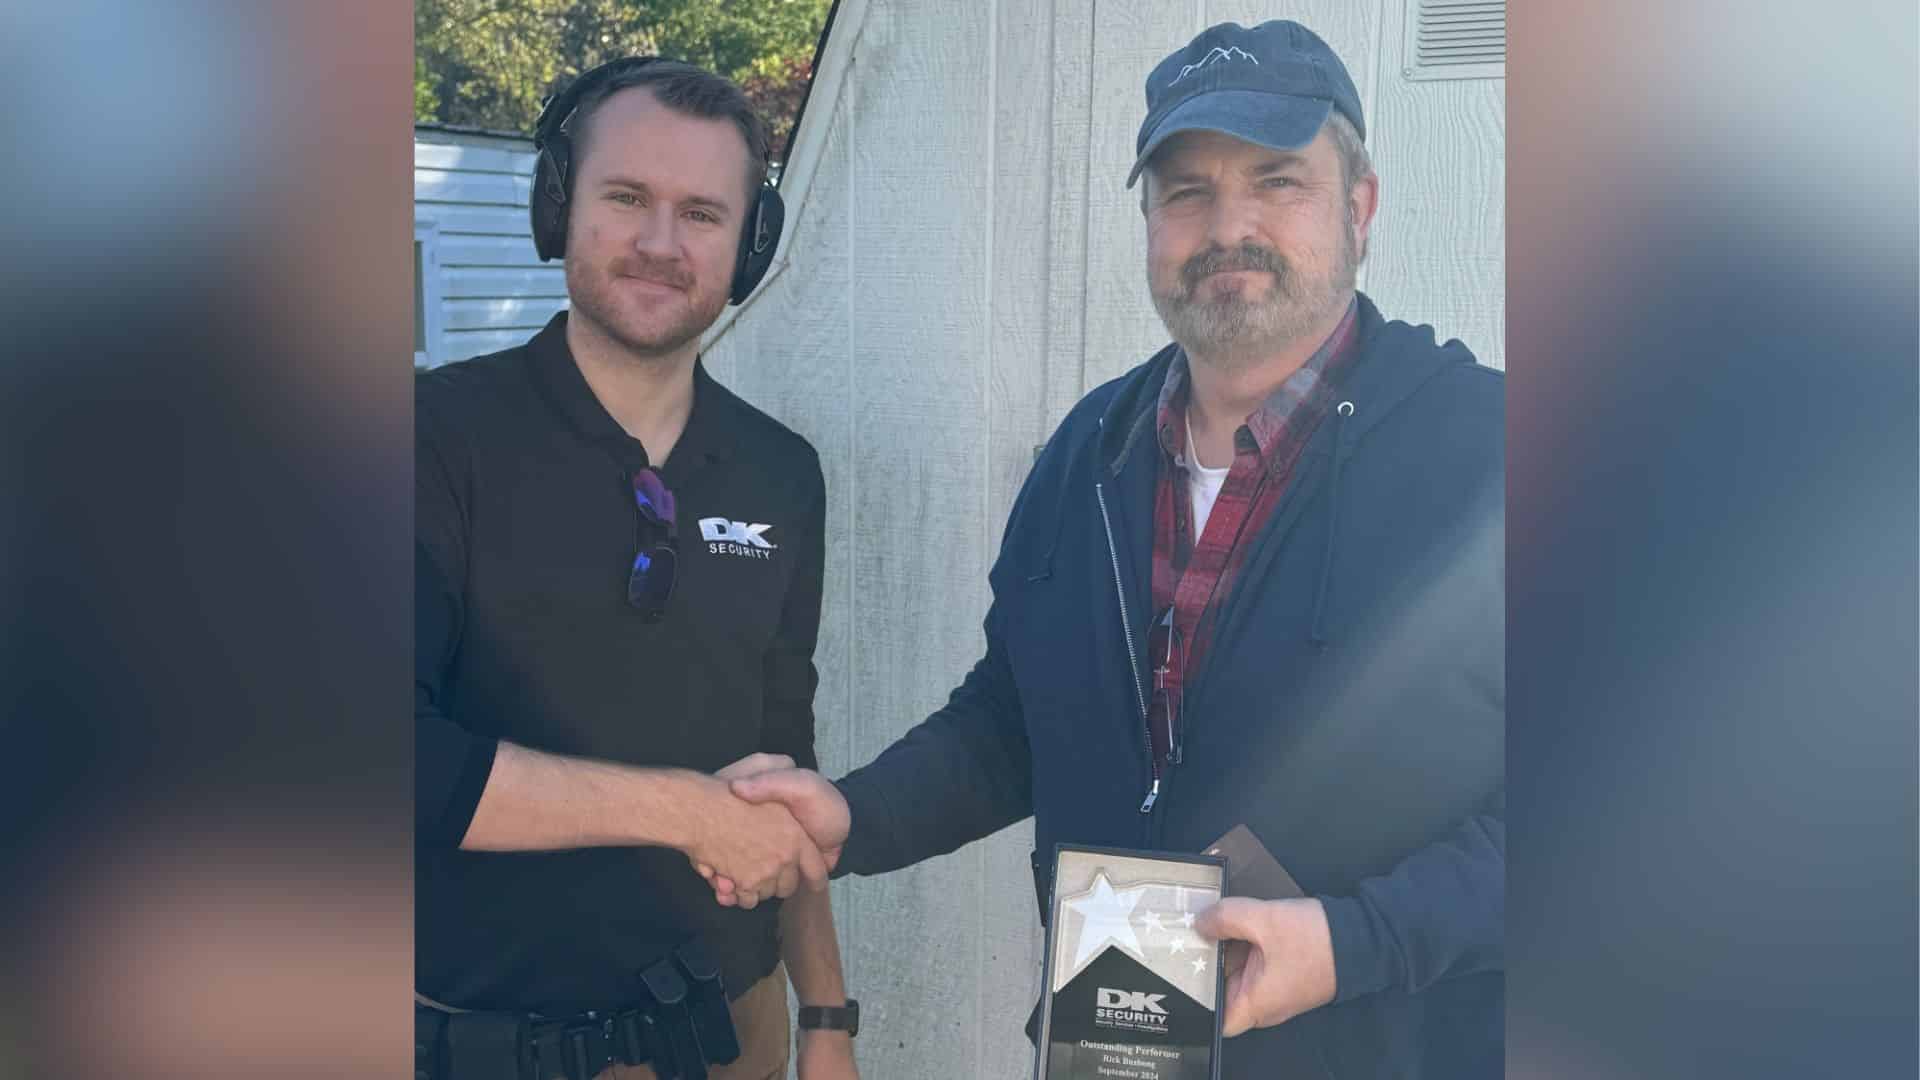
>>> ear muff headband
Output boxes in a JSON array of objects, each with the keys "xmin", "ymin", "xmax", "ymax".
[{"xmin": 529, "ymin": 57, "xmax": 785, "ymax": 305}]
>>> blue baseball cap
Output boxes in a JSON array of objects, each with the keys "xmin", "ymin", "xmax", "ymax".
[{"xmin": 1128, "ymin": 20, "xmax": 1365, "ymax": 189}]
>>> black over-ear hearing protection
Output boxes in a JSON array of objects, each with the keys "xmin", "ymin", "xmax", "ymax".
[{"xmin": 530, "ymin": 57, "xmax": 785, "ymax": 306}]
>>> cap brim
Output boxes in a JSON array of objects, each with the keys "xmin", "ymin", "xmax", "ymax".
[{"xmin": 1127, "ymin": 91, "xmax": 1334, "ymax": 188}]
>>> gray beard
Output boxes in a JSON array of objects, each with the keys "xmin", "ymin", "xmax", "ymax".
[{"xmin": 1151, "ymin": 235, "xmax": 1358, "ymax": 373}]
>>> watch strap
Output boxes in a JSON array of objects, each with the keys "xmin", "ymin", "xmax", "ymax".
[{"xmin": 796, "ymin": 999, "xmax": 859, "ymax": 1037}]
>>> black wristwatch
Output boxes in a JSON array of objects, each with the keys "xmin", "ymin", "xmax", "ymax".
[{"xmin": 797, "ymin": 998, "xmax": 860, "ymax": 1037}]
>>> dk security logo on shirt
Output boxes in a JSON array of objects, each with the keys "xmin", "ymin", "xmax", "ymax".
[{"xmin": 700, "ymin": 516, "xmax": 777, "ymax": 560}]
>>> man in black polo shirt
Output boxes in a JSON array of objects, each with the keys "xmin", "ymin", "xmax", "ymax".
[{"xmin": 416, "ymin": 59, "xmax": 857, "ymax": 1080}]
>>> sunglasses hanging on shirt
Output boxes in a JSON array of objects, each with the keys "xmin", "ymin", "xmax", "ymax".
[{"xmin": 628, "ymin": 468, "xmax": 679, "ymax": 621}]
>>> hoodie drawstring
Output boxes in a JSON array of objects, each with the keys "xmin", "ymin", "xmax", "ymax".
[{"xmin": 1310, "ymin": 400, "xmax": 1355, "ymax": 646}]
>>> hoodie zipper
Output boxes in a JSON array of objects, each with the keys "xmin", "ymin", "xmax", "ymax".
[{"xmin": 1095, "ymin": 480, "xmax": 1160, "ymax": 814}]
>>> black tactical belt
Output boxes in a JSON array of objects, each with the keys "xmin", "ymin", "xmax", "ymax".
[{"xmin": 416, "ymin": 940, "xmax": 739, "ymax": 1080}]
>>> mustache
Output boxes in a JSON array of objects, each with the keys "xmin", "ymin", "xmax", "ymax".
[
  {"xmin": 1179, "ymin": 243, "xmax": 1288, "ymax": 296},
  {"xmin": 611, "ymin": 254, "xmax": 694, "ymax": 291}
]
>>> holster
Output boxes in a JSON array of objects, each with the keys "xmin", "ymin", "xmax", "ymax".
[{"xmin": 672, "ymin": 940, "xmax": 740, "ymax": 1066}]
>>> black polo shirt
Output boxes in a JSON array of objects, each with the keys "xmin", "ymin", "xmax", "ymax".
[{"xmin": 415, "ymin": 311, "xmax": 825, "ymax": 1013}]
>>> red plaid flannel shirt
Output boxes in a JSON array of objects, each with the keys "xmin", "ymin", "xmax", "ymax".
[{"xmin": 1147, "ymin": 300, "xmax": 1360, "ymax": 766}]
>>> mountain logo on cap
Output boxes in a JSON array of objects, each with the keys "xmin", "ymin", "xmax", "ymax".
[{"xmin": 1169, "ymin": 46, "xmax": 1259, "ymax": 87}]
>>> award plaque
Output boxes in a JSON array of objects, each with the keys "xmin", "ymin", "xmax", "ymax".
[{"xmin": 1034, "ymin": 844, "xmax": 1227, "ymax": 1080}]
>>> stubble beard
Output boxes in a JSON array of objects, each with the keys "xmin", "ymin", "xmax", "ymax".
[{"xmin": 566, "ymin": 252, "xmax": 727, "ymax": 364}]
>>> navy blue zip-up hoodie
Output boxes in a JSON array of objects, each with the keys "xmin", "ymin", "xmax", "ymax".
[{"xmin": 837, "ymin": 294, "xmax": 1504, "ymax": 1078}]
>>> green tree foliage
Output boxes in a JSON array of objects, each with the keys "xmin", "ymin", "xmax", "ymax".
[
  {"xmin": 416, "ymin": 0, "xmax": 830, "ymax": 158},
  {"xmin": 415, "ymin": 55, "xmax": 441, "ymax": 119}
]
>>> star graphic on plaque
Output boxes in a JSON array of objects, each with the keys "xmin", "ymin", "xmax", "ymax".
[
  {"xmin": 1191, "ymin": 956, "xmax": 1208, "ymax": 975},
  {"xmin": 1063, "ymin": 873, "xmax": 1146, "ymax": 970},
  {"xmin": 1168, "ymin": 935, "xmax": 1190, "ymax": 955},
  {"xmin": 1178, "ymin": 911, "xmax": 1196, "ymax": 930},
  {"xmin": 1138, "ymin": 911, "xmax": 1166, "ymax": 934}
]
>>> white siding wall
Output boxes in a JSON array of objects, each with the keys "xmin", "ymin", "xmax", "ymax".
[
  {"xmin": 700, "ymin": 2, "xmax": 1503, "ymax": 1076},
  {"xmin": 414, "ymin": 129, "xmax": 567, "ymax": 367}
]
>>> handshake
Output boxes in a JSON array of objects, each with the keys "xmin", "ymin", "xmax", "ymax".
[{"xmin": 678, "ymin": 753, "xmax": 851, "ymax": 909}]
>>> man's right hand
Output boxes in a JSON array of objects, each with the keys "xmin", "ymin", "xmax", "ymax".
[
  {"xmin": 700, "ymin": 767, "xmax": 851, "ymax": 907},
  {"xmin": 680, "ymin": 760, "xmax": 831, "ymax": 909}
]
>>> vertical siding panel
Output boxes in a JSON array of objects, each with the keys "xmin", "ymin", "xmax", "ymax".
[
  {"xmin": 1044, "ymin": 0, "xmax": 1098, "ymax": 431},
  {"xmin": 981, "ymin": 0, "xmax": 1058, "ymax": 1072},
  {"xmin": 1361, "ymin": 0, "xmax": 1506, "ymax": 368},
  {"xmin": 1078, "ymin": 3, "xmax": 1196, "ymax": 394},
  {"xmin": 840, "ymin": 1, "xmax": 996, "ymax": 1075}
]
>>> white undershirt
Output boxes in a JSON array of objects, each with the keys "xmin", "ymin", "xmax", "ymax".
[{"xmin": 1182, "ymin": 410, "xmax": 1231, "ymax": 538}]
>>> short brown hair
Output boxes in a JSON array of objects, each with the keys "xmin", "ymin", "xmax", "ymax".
[{"xmin": 568, "ymin": 59, "xmax": 771, "ymax": 202}]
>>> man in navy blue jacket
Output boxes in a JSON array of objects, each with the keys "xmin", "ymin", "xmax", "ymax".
[{"xmin": 709, "ymin": 20, "xmax": 1503, "ymax": 1078}]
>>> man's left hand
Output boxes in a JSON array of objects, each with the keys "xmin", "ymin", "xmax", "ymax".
[
  {"xmin": 795, "ymin": 1028, "xmax": 858, "ymax": 1080},
  {"xmin": 1193, "ymin": 896, "xmax": 1338, "ymax": 1037}
]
